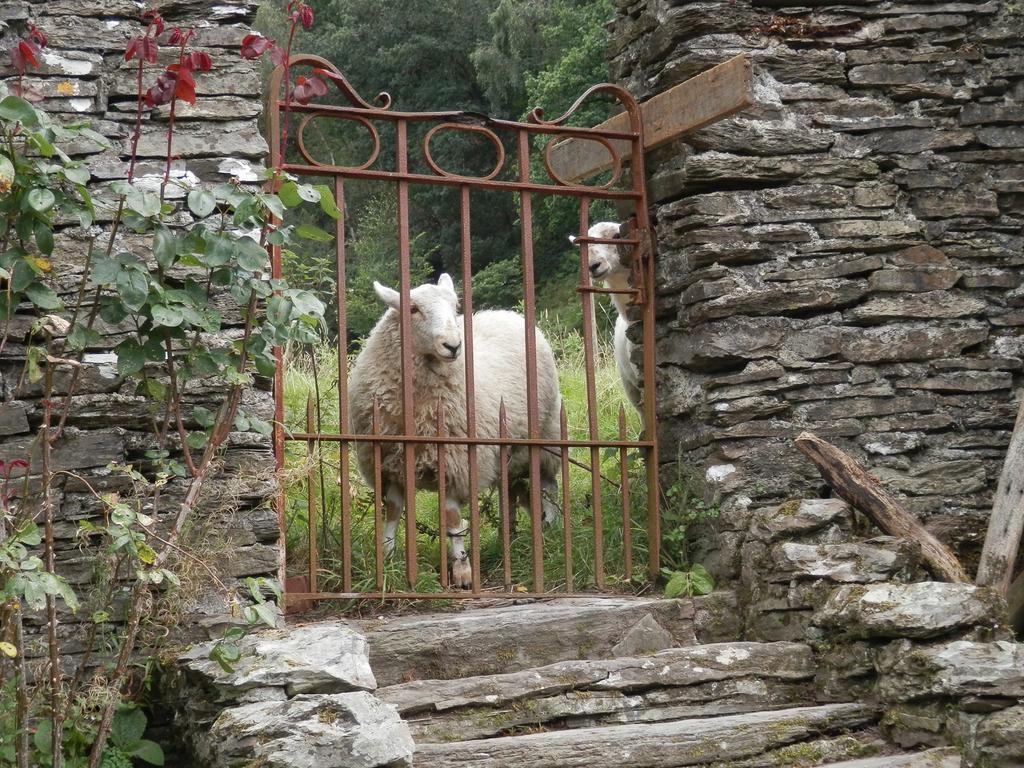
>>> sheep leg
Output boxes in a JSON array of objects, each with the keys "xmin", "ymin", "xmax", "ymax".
[
  {"xmin": 445, "ymin": 499, "xmax": 472, "ymax": 590},
  {"xmin": 540, "ymin": 448, "xmax": 560, "ymax": 526},
  {"xmin": 382, "ymin": 485, "xmax": 404, "ymax": 557}
]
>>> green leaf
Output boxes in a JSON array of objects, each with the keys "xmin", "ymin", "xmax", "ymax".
[
  {"xmin": 688, "ymin": 564, "xmax": 714, "ymax": 596},
  {"xmin": 192, "ymin": 405, "xmax": 216, "ymax": 428},
  {"xmin": 24, "ymin": 282, "xmax": 62, "ymax": 310},
  {"xmin": 67, "ymin": 322, "xmax": 101, "ymax": 351},
  {"xmin": 295, "ymin": 222, "xmax": 333, "ymax": 242},
  {"xmin": 26, "ymin": 188, "xmax": 56, "ymax": 213},
  {"xmin": 0, "ymin": 95, "xmax": 41, "ymax": 128},
  {"xmin": 34, "ymin": 221, "xmax": 54, "ymax": 256},
  {"xmin": 115, "ymin": 339, "xmax": 147, "ymax": 376},
  {"xmin": 252, "ymin": 601, "xmax": 279, "ymax": 629},
  {"xmin": 186, "ymin": 431, "xmax": 208, "ymax": 449},
  {"xmin": 187, "ymin": 188, "xmax": 217, "ymax": 218},
  {"xmin": 151, "ymin": 304, "xmax": 184, "ymax": 327},
  {"xmin": 111, "ymin": 707, "xmax": 147, "ymax": 749},
  {"xmin": 295, "ymin": 183, "xmax": 321, "ymax": 203},
  {"xmin": 153, "ymin": 225, "xmax": 177, "ymax": 270},
  {"xmin": 277, "ymin": 181, "xmax": 302, "ymax": 207},
  {"xmin": 63, "ymin": 165, "xmax": 90, "ymax": 185},
  {"xmin": 663, "ymin": 571, "xmax": 688, "ymax": 600},
  {"xmin": 33, "ymin": 718, "xmax": 53, "ymax": 755},
  {"xmin": 290, "ymin": 290, "xmax": 325, "ymax": 317},
  {"xmin": 0, "ymin": 155, "xmax": 14, "ymax": 191},
  {"xmin": 314, "ymin": 184, "xmax": 342, "ymax": 220},
  {"xmin": 117, "ymin": 267, "xmax": 149, "ymax": 312},
  {"xmin": 235, "ymin": 237, "xmax": 268, "ymax": 272},
  {"xmin": 248, "ymin": 417, "xmax": 272, "ymax": 437},
  {"xmin": 129, "ymin": 739, "xmax": 165, "ymax": 766},
  {"xmin": 90, "ymin": 254, "xmax": 121, "ymax": 285}
]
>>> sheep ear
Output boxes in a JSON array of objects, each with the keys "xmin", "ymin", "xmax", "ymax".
[
  {"xmin": 616, "ymin": 220, "xmax": 630, "ymax": 238},
  {"xmin": 373, "ymin": 281, "xmax": 401, "ymax": 311},
  {"xmin": 437, "ymin": 273, "xmax": 455, "ymax": 295}
]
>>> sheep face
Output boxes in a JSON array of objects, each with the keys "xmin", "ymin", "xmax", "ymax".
[
  {"xmin": 373, "ymin": 274, "xmax": 463, "ymax": 362},
  {"xmin": 569, "ymin": 221, "xmax": 628, "ymax": 282}
]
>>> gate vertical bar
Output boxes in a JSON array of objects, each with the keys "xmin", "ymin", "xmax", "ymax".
[
  {"xmin": 436, "ymin": 404, "xmax": 448, "ymax": 588},
  {"xmin": 334, "ymin": 176, "xmax": 352, "ymax": 592},
  {"xmin": 618, "ymin": 405, "xmax": 632, "ymax": 581},
  {"xmin": 459, "ymin": 185, "xmax": 482, "ymax": 594},
  {"xmin": 627, "ymin": 102, "xmax": 661, "ymax": 580},
  {"xmin": 577, "ymin": 198, "xmax": 604, "ymax": 588},
  {"xmin": 516, "ymin": 129, "xmax": 545, "ymax": 594},
  {"xmin": 395, "ymin": 118, "xmax": 418, "ymax": 587},
  {"xmin": 560, "ymin": 404, "xmax": 572, "ymax": 591},
  {"xmin": 305, "ymin": 395, "xmax": 318, "ymax": 594}
]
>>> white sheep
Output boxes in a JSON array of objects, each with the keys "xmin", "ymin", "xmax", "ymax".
[
  {"xmin": 348, "ymin": 274, "xmax": 562, "ymax": 588},
  {"xmin": 570, "ymin": 221, "xmax": 642, "ymax": 412}
]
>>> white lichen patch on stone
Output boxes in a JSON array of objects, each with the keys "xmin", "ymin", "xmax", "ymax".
[
  {"xmin": 706, "ymin": 464, "xmax": 737, "ymax": 483},
  {"xmin": 69, "ymin": 99, "xmax": 92, "ymax": 112},
  {"xmin": 715, "ymin": 646, "xmax": 751, "ymax": 665},
  {"xmin": 41, "ymin": 51, "xmax": 94, "ymax": 76}
]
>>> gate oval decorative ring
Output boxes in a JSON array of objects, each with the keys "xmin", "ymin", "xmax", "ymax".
[
  {"xmin": 296, "ymin": 112, "xmax": 381, "ymax": 171},
  {"xmin": 423, "ymin": 122, "xmax": 506, "ymax": 181},
  {"xmin": 543, "ymin": 133, "xmax": 622, "ymax": 189}
]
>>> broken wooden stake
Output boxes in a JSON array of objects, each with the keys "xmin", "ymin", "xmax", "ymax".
[
  {"xmin": 794, "ymin": 431, "xmax": 969, "ymax": 584},
  {"xmin": 976, "ymin": 394, "xmax": 1024, "ymax": 595}
]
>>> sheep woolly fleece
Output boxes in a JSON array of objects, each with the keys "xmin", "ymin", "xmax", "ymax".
[{"xmin": 348, "ymin": 278, "xmax": 561, "ymax": 510}]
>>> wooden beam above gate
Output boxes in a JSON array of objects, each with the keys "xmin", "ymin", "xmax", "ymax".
[{"xmin": 548, "ymin": 54, "xmax": 754, "ymax": 183}]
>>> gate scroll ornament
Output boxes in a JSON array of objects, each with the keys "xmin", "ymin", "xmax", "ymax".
[{"xmin": 267, "ymin": 55, "xmax": 660, "ymax": 603}]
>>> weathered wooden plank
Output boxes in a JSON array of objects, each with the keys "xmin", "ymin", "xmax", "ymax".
[
  {"xmin": 794, "ymin": 432, "xmax": 970, "ymax": 584},
  {"xmin": 547, "ymin": 54, "xmax": 753, "ymax": 183},
  {"xmin": 976, "ymin": 393, "xmax": 1024, "ymax": 595}
]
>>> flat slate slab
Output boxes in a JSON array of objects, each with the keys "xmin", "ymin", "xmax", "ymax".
[
  {"xmin": 815, "ymin": 582, "xmax": 1003, "ymax": 639},
  {"xmin": 819, "ymin": 747, "xmax": 960, "ymax": 767},
  {"xmin": 878, "ymin": 639, "xmax": 1024, "ymax": 702},
  {"xmin": 358, "ymin": 598, "xmax": 699, "ymax": 686},
  {"xmin": 378, "ymin": 641, "xmax": 815, "ymax": 742},
  {"xmin": 413, "ymin": 703, "xmax": 878, "ymax": 768}
]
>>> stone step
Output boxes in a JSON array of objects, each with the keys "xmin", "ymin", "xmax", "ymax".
[
  {"xmin": 412, "ymin": 703, "xmax": 879, "ymax": 768},
  {"xmin": 377, "ymin": 641, "xmax": 815, "ymax": 742},
  {"xmin": 819, "ymin": 747, "xmax": 960, "ymax": 767},
  {"xmin": 357, "ymin": 595, "xmax": 737, "ymax": 687}
]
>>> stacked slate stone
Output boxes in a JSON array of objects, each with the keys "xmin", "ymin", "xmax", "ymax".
[
  {"xmin": 0, "ymin": 0, "xmax": 277, "ymax": 665},
  {"xmin": 609, "ymin": 1, "xmax": 1024, "ymax": 580}
]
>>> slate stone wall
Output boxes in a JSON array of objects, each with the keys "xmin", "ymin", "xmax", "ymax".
[
  {"xmin": 0, "ymin": 0, "xmax": 276, "ymax": 665},
  {"xmin": 610, "ymin": 0, "xmax": 1024, "ymax": 581}
]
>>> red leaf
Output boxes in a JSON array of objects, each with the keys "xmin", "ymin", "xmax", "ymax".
[
  {"xmin": 298, "ymin": 4, "xmax": 314, "ymax": 29},
  {"xmin": 17, "ymin": 40, "xmax": 39, "ymax": 70},
  {"xmin": 125, "ymin": 36, "xmax": 141, "ymax": 61},
  {"xmin": 145, "ymin": 71, "xmax": 176, "ymax": 106},
  {"xmin": 269, "ymin": 45, "xmax": 287, "ymax": 66},
  {"xmin": 9, "ymin": 45, "xmax": 26, "ymax": 74},
  {"xmin": 185, "ymin": 50, "xmax": 212, "ymax": 72},
  {"xmin": 125, "ymin": 36, "xmax": 157, "ymax": 63},
  {"xmin": 174, "ymin": 73, "xmax": 196, "ymax": 104},
  {"xmin": 142, "ymin": 8, "xmax": 164, "ymax": 36},
  {"xmin": 240, "ymin": 33, "xmax": 275, "ymax": 60},
  {"xmin": 292, "ymin": 75, "xmax": 327, "ymax": 105},
  {"xmin": 28, "ymin": 25, "xmax": 47, "ymax": 48}
]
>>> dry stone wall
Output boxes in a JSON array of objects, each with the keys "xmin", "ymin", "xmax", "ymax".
[
  {"xmin": 609, "ymin": 0, "xmax": 1024, "ymax": 581},
  {"xmin": 0, "ymin": 0, "xmax": 276, "ymax": 664}
]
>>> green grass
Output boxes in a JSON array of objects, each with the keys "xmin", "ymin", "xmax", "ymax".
[{"xmin": 281, "ymin": 313, "xmax": 652, "ymax": 599}]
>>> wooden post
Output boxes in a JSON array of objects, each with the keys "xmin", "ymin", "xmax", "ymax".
[
  {"xmin": 976, "ymin": 394, "xmax": 1024, "ymax": 595},
  {"xmin": 547, "ymin": 54, "xmax": 754, "ymax": 183},
  {"xmin": 794, "ymin": 431, "xmax": 969, "ymax": 584}
]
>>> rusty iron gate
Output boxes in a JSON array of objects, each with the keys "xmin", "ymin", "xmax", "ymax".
[{"xmin": 267, "ymin": 55, "xmax": 659, "ymax": 602}]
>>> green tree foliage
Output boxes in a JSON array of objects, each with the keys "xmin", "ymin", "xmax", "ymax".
[{"xmin": 260, "ymin": 0, "xmax": 616, "ymax": 340}]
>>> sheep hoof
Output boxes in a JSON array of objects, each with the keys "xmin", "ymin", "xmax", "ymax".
[{"xmin": 451, "ymin": 557, "xmax": 472, "ymax": 590}]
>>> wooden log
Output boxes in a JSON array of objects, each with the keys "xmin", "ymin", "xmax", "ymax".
[
  {"xmin": 547, "ymin": 54, "xmax": 753, "ymax": 182},
  {"xmin": 794, "ymin": 432, "xmax": 969, "ymax": 584},
  {"xmin": 976, "ymin": 394, "xmax": 1024, "ymax": 595},
  {"xmin": 1008, "ymin": 569, "xmax": 1024, "ymax": 634}
]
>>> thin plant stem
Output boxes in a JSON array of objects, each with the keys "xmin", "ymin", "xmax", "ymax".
[{"xmin": 40, "ymin": 370, "xmax": 64, "ymax": 767}]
